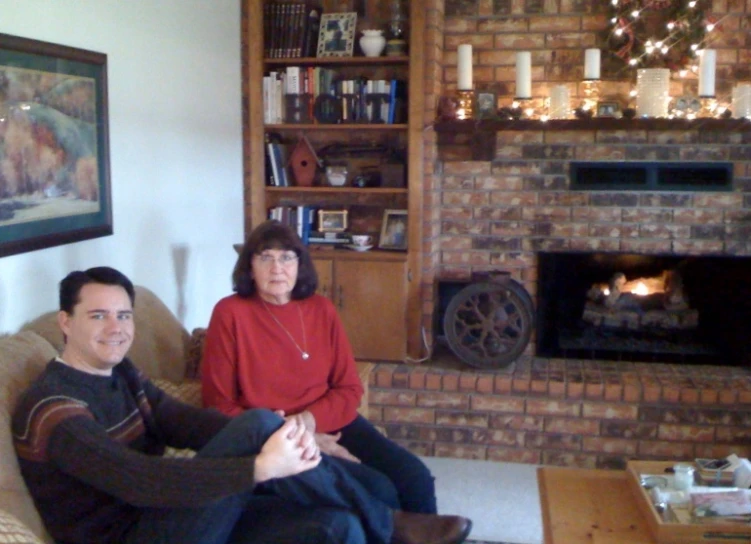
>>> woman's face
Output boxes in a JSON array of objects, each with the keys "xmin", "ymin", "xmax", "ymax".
[{"xmin": 251, "ymin": 248, "xmax": 299, "ymax": 305}]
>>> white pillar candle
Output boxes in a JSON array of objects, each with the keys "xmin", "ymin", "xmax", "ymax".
[
  {"xmin": 584, "ymin": 48, "xmax": 601, "ymax": 80},
  {"xmin": 698, "ymin": 49, "xmax": 716, "ymax": 97},
  {"xmin": 732, "ymin": 83, "xmax": 751, "ymax": 118},
  {"xmin": 516, "ymin": 51, "xmax": 532, "ymax": 99},
  {"xmin": 457, "ymin": 44, "xmax": 473, "ymax": 91}
]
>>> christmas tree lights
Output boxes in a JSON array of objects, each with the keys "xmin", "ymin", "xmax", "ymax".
[{"xmin": 606, "ymin": 0, "xmax": 710, "ymax": 71}]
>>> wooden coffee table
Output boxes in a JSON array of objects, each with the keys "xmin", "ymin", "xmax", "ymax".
[{"xmin": 537, "ymin": 466, "xmax": 656, "ymax": 544}]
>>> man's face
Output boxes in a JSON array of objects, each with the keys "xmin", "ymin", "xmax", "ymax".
[{"xmin": 58, "ymin": 283, "xmax": 134, "ymax": 375}]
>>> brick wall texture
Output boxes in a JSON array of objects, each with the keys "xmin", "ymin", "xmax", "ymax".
[
  {"xmin": 369, "ymin": 359, "xmax": 751, "ymax": 468},
  {"xmin": 410, "ymin": 0, "xmax": 751, "ymax": 467}
]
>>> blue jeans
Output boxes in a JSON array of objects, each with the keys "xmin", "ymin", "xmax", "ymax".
[
  {"xmin": 123, "ymin": 410, "xmax": 397, "ymax": 544},
  {"xmin": 337, "ymin": 415, "xmax": 437, "ymax": 514}
]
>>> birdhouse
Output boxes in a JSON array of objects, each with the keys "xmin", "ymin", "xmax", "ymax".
[{"xmin": 288, "ymin": 135, "xmax": 320, "ymax": 187}]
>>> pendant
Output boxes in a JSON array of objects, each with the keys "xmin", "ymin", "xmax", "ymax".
[{"xmin": 302, "ymin": 352, "xmax": 310, "ymax": 360}]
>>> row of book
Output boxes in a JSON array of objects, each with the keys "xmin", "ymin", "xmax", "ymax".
[
  {"xmin": 264, "ymin": 66, "xmax": 406, "ymax": 124},
  {"xmin": 268, "ymin": 205, "xmax": 350, "ymax": 245},
  {"xmin": 265, "ymin": 140, "xmax": 291, "ymax": 187},
  {"xmin": 263, "ymin": 2, "xmax": 321, "ymax": 59}
]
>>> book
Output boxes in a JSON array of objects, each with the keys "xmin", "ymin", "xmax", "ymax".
[
  {"xmin": 691, "ymin": 490, "xmax": 751, "ymax": 518},
  {"xmin": 266, "ymin": 143, "xmax": 281, "ymax": 186}
]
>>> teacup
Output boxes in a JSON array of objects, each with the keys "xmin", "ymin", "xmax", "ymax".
[{"xmin": 351, "ymin": 234, "xmax": 373, "ymax": 247}]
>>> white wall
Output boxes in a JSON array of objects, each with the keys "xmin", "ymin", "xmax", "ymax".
[{"xmin": 0, "ymin": 0, "xmax": 243, "ymax": 332}]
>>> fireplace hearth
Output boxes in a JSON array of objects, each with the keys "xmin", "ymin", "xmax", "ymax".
[{"xmin": 537, "ymin": 252, "xmax": 751, "ymax": 365}]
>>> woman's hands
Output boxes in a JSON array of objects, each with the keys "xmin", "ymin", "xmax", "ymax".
[
  {"xmin": 274, "ymin": 409, "xmax": 360, "ymax": 463},
  {"xmin": 254, "ymin": 418, "xmax": 321, "ymax": 483},
  {"xmin": 315, "ymin": 432, "xmax": 361, "ymax": 463}
]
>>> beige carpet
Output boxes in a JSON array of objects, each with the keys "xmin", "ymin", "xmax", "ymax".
[{"xmin": 421, "ymin": 457, "xmax": 543, "ymax": 544}]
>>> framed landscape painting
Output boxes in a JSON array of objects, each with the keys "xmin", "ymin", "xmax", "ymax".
[{"xmin": 0, "ymin": 32, "xmax": 111, "ymax": 258}]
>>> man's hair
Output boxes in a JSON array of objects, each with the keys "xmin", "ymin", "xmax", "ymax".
[
  {"xmin": 232, "ymin": 220, "xmax": 317, "ymax": 299},
  {"xmin": 59, "ymin": 267, "xmax": 136, "ymax": 314}
]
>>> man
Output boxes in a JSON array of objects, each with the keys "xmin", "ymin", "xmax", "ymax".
[{"xmin": 12, "ymin": 267, "xmax": 472, "ymax": 544}]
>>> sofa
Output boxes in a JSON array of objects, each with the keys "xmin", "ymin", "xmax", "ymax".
[{"xmin": 0, "ymin": 286, "xmax": 373, "ymax": 543}]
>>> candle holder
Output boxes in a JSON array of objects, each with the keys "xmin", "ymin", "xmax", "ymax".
[
  {"xmin": 513, "ymin": 98, "xmax": 535, "ymax": 119},
  {"xmin": 581, "ymin": 79, "xmax": 601, "ymax": 114},
  {"xmin": 455, "ymin": 90, "xmax": 474, "ymax": 120},
  {"xmin": 698, "ymin": 96, "xmax": 717, "ymax": 118}
]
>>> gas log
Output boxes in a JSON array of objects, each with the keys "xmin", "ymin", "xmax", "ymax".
[{"xmin": 582, "ymin": 269, "xmax": 698, "ymax": 330}]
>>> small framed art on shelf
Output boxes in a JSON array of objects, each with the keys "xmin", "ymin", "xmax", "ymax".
[
  {"xmin": 475, "ymin": 90, "xmax": 498, "ymax": 119},
  {"xmin": 318, "ymin": 209, "xmax": 348, "ymax": 233},
  {"xmin": 378, "ymin": 209, "xmax": 408, "ymax": 250},
  {"xmin": 596, "ymin": 101, "xmax": 621, "ymax": 118},
  {"xmin": 316, "ymin": 12, "xmax": 357, "ymax": 58}
]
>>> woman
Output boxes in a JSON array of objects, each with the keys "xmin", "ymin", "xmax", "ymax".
[{"xmin": 201, "ymin": 220, "xmax": 437, "ymax": 514}]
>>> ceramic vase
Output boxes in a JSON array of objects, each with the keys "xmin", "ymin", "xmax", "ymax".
[{"xmin": 360, "ymin": 30, "xmax": 386, "ymax": 57}]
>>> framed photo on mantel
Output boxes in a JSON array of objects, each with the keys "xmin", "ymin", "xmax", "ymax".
[{"xmin": 0, "ymin": 32, "xmax": 111, "ymax": 258}]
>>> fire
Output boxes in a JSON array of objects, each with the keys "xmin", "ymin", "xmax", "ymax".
[
  {"xmin": 621, "ymin": 277, "xmax": 665, "ymax": 296},
  {"xmin": 632, "ymin": 282, "xmax": 649, "ymax": 296}
]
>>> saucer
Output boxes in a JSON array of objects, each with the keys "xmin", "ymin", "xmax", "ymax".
[{"xmin": 347, "ymin": 244, "xmax": 373, "ymax": 252}]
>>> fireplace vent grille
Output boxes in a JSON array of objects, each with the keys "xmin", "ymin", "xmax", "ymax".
[{"xmin": 570, "ymin": 161, "xmax": 732, "ymax": 191}]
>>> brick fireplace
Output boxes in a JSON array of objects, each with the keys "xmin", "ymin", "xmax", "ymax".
[{"xmin": 367, "ymin": 120, "xmax": 751, "ymax": 469}]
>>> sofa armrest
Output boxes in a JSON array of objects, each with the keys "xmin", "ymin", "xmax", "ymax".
[{"xmin": 0, "ymin": 507, "xmax": 46, "ymax": 544}]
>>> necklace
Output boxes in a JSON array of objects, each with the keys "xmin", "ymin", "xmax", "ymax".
[{"xmin": 261, "ymin": 300, "xmax": 309, "ymax": 360}]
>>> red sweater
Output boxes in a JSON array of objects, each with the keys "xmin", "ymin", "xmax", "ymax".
[{"xmin": 201, "ymin": 294, "xmax": 363, "ymax": 432}]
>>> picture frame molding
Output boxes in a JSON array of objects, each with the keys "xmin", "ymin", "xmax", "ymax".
[
  {"xmin": 316, "ymin": 12, "xmax": 357, "ymax": 58},
  {"xmin": 378, "ymin": 208, "xmax": 408, "ymax": 251},
  {"xmin": 0, "ymin": 32, "xmax": 111, "ymax": 258}
]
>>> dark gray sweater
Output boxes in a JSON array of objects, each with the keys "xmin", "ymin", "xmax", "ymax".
[{"xmin": 12, "ymin": 359, "xmax": 259, "ymax": 543}]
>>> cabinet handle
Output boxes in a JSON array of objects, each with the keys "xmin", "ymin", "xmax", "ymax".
[{"xmin": 338, "ymin": 285, "xmax": 344, "ymax": 310}]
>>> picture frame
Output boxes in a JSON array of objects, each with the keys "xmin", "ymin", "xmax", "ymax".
[
  {"xmin": 318, "ymin": 209, "xmax": 348, "ymax": 233},
  {"xmin": 378, "ymin": 209, "xmax": 408, "ymax": 251},
  {"xmin": 475, "ymin": 90, "xmax": 498, "ymax": 119},
  {"xmin": 316, "ymin": 12, "xmax": 357, "ymax": 58},
  {"xmin": 596, "ymin": 101, "xmax": 620, "ymax": 118},
  {"xmin": 0, "ymin": 32, "xmax": 111, "ymax": 258}
]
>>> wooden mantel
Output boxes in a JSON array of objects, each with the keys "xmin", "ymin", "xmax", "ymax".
[{"xmin": 433, "ymin": 118, "xmax": 751, "ymax": 161}]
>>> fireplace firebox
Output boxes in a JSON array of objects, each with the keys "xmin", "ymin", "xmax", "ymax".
[{"xmin": 537, "ymin": 252, "xmax": 751, "ymax": 365}]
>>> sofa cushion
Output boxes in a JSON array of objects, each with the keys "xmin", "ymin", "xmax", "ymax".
[
  {"xmin": 21, "ymin": 286, "xmax": 191, "ymax": 383},
  {"xmin": 0, "ymin": 507, "xmax": 44, "ymax": 544},
  {"xmin": 0, "ymin": 331, "xmax": 57, "ymax": 543}
]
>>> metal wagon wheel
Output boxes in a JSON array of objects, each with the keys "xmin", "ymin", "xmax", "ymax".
[{"xmin": 443, "ymin": 277, "xmax": 534, "ymax": 369}]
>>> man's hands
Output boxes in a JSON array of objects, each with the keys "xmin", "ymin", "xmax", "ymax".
[{"xmin": 254, "ymin": 418, "xmax": 321, "ymax": 483}]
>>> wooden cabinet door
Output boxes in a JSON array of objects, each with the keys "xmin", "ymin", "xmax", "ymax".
[
  {"xmin": 333, "ymin": 259, "xmax": 407, "ymax": 361},
  {"xmin": 313, "ymin": 258, "xmax": 333, "ymax": 299}
]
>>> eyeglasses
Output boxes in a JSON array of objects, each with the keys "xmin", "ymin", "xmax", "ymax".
[{"xmin": 254, "ymin": 253, "xmax": 299, "ymax": 267}]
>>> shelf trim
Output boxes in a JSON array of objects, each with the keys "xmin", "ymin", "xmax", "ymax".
[
  {"xmin": 434, "ymin": 118, "xmax": 751, "ymax": 160},
  {"xmin": 266, "ymin": 123, "xmax": 407, "ymax": 131},
  {"xmin": 266, "ymin": 186, "xmax": 408, "ymax": 194},
  {"xmin": 264, "ymin": 56, "xmax": 409, "ymax": 66}
]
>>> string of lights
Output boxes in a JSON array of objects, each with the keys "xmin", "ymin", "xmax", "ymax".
[{"xmin": 606, "ymin": 0, "xmax": 710, "ymax": 71}]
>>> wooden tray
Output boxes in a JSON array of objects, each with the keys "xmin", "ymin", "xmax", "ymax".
[{"xmin": 627, "ymin": 460, "xmax": 751, "ymax": 544}]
